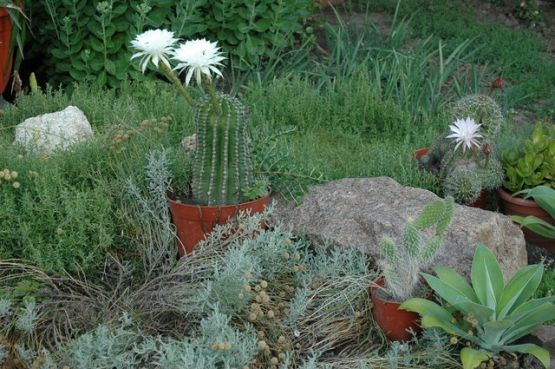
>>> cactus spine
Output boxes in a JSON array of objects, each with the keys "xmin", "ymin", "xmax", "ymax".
[
  {"xmin": 381, "ymin": 196, "xmax": 454, "ymax": 302},
  {"xmin": 436, "ymin": 94, "xmax": 505, "ymax": 204},
  {"xmin": 451, "ymin": 94, "xmax": 503, "ymax": 143},
  {"xmin": 192, "ymin": 93, "xmax": 255, "ymax": 205}
]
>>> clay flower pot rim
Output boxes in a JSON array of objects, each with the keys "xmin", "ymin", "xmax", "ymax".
[
  {"xmin": 497, "ymin": 187, "xmax": 542, "ymax": 208},
  {"xmin": 167, "ymin": 190, "xmax": 271, "ymax": 208}
]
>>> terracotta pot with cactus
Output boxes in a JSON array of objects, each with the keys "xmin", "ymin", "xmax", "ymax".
[
  {"xmin": 130, "ymin": 30, "xmax": 270, "ymax": 256},
  {"xmin": 371, "ymin": 196, "xmax": 454, "ymax": 342},
  {"xmin": 415, "ymin": 90, "xmax": 505, "ymax": 208}
]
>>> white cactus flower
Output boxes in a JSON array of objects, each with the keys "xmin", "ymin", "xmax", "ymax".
[
  {"xmin": 172, "ymin": 39, "xmax": 226, "ymax": 86},
  {"xmin": 446, "ymin": 117, "xmax": 482, "ymax": 151},
  {"xmin": 130, "ymin": 29, "xmax": 178, "ymax": 73}
]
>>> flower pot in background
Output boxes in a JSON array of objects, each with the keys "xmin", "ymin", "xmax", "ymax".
[
  {"xmin": 370, "ymin": 278, "xmax": 424, "ymax": 342},
  {"xmin": 498, "ymin": 187, "xmax": 555, "ymax": 253},
  {"xmin": 414, "ymin": 147, "xmax": 431, "ymax": 160},
  {"xmin": 167, "ymin": 192, "xmax": 271, "ymax": 256},
  {"xmin": 0, "ymin": 7, "xmax": 13, "ymax": 95}
]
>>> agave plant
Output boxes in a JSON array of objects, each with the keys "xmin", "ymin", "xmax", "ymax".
[{"xmin": 401, "ymin": 244, "xmax": 555, "ymax": 369}]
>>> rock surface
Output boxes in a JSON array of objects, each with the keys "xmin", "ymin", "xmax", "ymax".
[
  {"xmin": 274, "ymin": 177, "xmax": 527, "ymax": 278},
  {"xmin": 14, "ymin": 106, "xmax": 93, "ymax": 154}
]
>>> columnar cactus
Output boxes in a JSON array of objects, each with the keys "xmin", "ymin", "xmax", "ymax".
[
  {"xmin": 380, "ymin": 196, "xmax": 454, "ymax": 302},
  {"xmin": 451, "ymin": 94, "xmax": 503, "ymax": 142},
  {"xmin": 192, "ymin": 93, "xmax": 256, "ymax": 205}
]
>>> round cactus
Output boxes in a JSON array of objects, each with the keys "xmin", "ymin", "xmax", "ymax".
[
  {"xmin": 451, "ymin": 94, "xmax": 503, "ymax": 142},
  {"xmin": 477, "ymin": 156, "xmax": 504, "ymax": 190},
  {"xmin": 443, "ymin": 165, "xmax": 482, "ymax": 205}
]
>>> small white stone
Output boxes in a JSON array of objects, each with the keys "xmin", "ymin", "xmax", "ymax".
[{"xmin": 14, "ymin": 106, "xmax": 93, "ymax": 154}]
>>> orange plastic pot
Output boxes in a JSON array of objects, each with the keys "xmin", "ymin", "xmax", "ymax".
[
  {"xmin": 0, "ymin": 7, "xmax": 13, "ymax": 95},
  {"xmin": 370, "ymin": 278, "xmax": 424, "ymax": 342},
  {"xmin": 498, "ymin": 187, "xmax": 554, "ymax": 253},
  {"xmin": 167, "ymin": 192, "xmax": 271, "ymax": 257}
]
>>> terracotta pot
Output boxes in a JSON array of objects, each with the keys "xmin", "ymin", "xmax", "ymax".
[
  {"xmin": 498, "ymin": 187, "xmax": 555, "ymax": 252},
  {"xmin": 167, "ymin": 192, "xmax": 271, "ymax": 256},
  {"xmin": 468, "ymin": 190, "xmax": 490, "ymax": 209},
  {"xmin": 370, "ymin": 278, "xmax": 424, "ymax": 342},
  {"xmin": 0, "ymin": 7, "xmax": 13, "ymax": 95},
  {"xmin": 414, "ymin": 147, "xmax": 431, "ymax": 160}
]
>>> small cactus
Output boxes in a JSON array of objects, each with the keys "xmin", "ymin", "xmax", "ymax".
[
  {"xmin": 451, "ymin": 94, "xmax": 503, "ymax": 142},
  {"xmin": 191, "ymin": 93, "xmax": 256, "ymax": 205},
  {"xmin": 380, "ymin": 196, "xmax": 454, "ymax": 302},
  {"xmin": 443, "ymin": 165, "xmax": 482, "ymax": 205},
  {"xmin": 440, "ymin": 150, "xmax": 504, "ymax": 205}
]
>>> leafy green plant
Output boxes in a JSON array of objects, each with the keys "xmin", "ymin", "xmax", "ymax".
[
  {"xmin": 401, "ymin": 244, "xmax": 555, "ymax": 369},
  {"xmin": 511, "ymin": 185, "xmax": 555, "ymax": 239},
  {"xmin": 29, "ymin": 0, "xmax": 315, "ymax": 88},
  {"xmin": 380, "ymin": 196, "xmax": 454, "ymax": 302},
  {"xmin": 503, "ymin": 122, "xmax": 555, "ymax": 193}
]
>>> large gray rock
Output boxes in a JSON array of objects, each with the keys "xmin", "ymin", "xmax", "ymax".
[
  {"xmin": 274, "ymin": 177, "xmax": 527, "ymax": 278},
  {"xmin": 14, "ymin": 106, "xmax": 93, "ymax": 154}
]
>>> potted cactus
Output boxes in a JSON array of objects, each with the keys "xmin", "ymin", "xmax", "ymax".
[
  {"xmin": 0, "ymin": 1, "xmax": 26, "ymax": 96},
  {"xmin": 417, "ymin": 94, "xmax": 505, "ymax": 208},
  {"xmin": 371, "ymin": 196, "xmax": 454, "ymax": 341},
  {"xmin": 130, "ymin": 31, "xmax": 270, "ymax": 256},
  {"xmin": 500, "ymin": 122, "xmax": 555, "ymax": 250}
]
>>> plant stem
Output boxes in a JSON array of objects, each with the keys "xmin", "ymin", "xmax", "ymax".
[
  {"xmin": 159, "ymin": 63, "xmax": 194, "ymax": 107},
  {"xmin": 202, "ymin": 75, "xmax": 221, "ymax": 114}
]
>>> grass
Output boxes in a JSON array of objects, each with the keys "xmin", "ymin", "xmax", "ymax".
[
  {"xmin": 0, "ymin": 66, "xmax": 444, "ymax": 272},
  {"xmin": 360, "ymin": 0, "xmax": 555, "ymax": 116}
]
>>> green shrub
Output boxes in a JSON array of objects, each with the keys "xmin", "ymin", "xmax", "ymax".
[
  {"xmin": 0, "ymin": 147, "xmax": 115, "ymax": 273},
  {"xmin": 29, "ymin": 0, "xmax": 315, "ymax": 88}
]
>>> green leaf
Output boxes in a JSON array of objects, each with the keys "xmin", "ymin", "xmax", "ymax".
[
  {"xmin": 481, "ymin": 320, "xmax": 513, "ymax": 348},
  {"xmin": 514, "ymin": 186, "xmax": 555, "ymax": 218},
  {"xmin": 511, "ymin": 215, "xmax": 555, "ymax": 239},
  {"xmin": 423, "ymin": 273, "xmax": 494, "ymax": 323},
  {"xmin": 497, "ymin": 264, "xmax": 543, "ymax": 319},
  {"xmin": 105, "ymin": 59, "xmax": 116, "ymax": 75},
  {"xmin": 434, "ymin": 266, "xmax": 478, "ymax": 303},
  {"xmin": 503, "ymin": 303, "xmax": 555, "ymax": 343},
  {"xmin": 471, "ymin": 244, "xmax": 504, "ymax": 311},
  {"xmin": 460, "ymin": 348, "xmax": 492, "ymax": 369},
  {"xmin": 503, "ymin": 344, "xmax": 550, "ymax": 369},
  {"xmin": 400, "ymin": 298, "xmax": 471, "ymax": 338}
]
